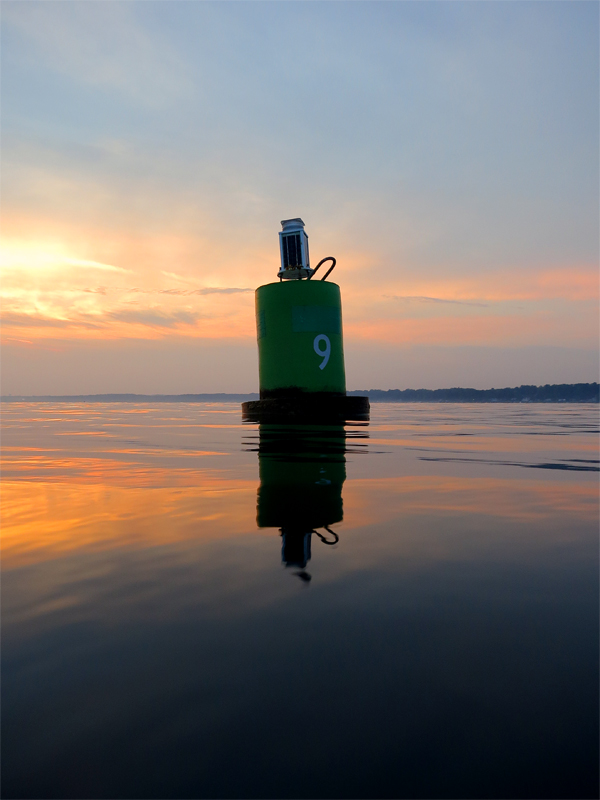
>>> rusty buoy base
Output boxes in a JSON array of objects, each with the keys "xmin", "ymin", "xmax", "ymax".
[{"xmin": 242, "ymin": 394, "xmax": 369, "ymax": 424}]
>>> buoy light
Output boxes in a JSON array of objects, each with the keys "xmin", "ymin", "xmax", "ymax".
[{"xmin": 278, "ymin": 218, "xmax": 312, "ymax": 280}]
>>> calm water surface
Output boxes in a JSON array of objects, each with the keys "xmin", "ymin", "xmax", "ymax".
[{"xmin": 2, "ymin": 403, "xmax": 598, "ymax": 799}]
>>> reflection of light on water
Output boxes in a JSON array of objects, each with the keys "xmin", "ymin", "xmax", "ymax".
[
  {"xmin": 5, "ymin": 470, "xmax": 596, "ymax": 571},
  {"xmin": 1, "ymin": 479, "xmax": 259, "ymax": 568},
  {"xmin": 2, "ymin": 402, "xmax": 598, "ymax": 574},
  {"xmin": 1, "ymin": 402, "xmax": 598, "ymax": 800},
  {"xmin": 342, "ymin": 475, "xmax": 599, "ymax": 530}
]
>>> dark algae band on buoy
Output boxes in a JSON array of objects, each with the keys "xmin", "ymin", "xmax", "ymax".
[{"xmin": 242, "ymin": 218, "xmax": 369, "ymax": 423}]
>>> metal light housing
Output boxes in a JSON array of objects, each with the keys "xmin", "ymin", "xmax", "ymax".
[{"xmin": 278, "ymin": 218, "xmax": 312, "ymax": 280}]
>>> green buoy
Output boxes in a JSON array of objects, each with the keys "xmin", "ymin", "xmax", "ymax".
[{"xmin": 242, "ymin": 218, "xmax": 369, "ymax": 422}]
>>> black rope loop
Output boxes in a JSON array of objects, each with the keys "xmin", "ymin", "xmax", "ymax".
[{"xmin": 308, "ymin": 257, "xmax": 336, "ymax": 281}]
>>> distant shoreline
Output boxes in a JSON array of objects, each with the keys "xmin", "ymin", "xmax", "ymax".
[{"xmin": 1, "ymin": 383, "xmax": 598, "ymax": 403}]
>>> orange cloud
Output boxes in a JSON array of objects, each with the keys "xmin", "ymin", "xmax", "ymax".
[
  {"xmin": 345, "ymin": 309, "xmax": 597, "ymax": 346},
  {"xmin": 2, "ymin": 210, "xmax": 597, "ymax": 348},
  {"xmin": 355, "ymin": 264, "xmax": 598, "ymax": 303},
  {"xmin": 1, "ymin": 311, "xmax": 255, "ymax": 342}
]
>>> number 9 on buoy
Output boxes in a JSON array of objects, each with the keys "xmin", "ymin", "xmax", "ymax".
[{"xmin": 313, "ymin": 335, "xmax": 331, "ymax": 370}]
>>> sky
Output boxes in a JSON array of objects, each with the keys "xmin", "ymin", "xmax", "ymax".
[{"xmin": 1, "ymin": 0, "xmax": 598, "ymax": 394}]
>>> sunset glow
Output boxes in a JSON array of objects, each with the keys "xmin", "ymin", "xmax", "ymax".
[
  {"xmin": 3, "ymin": 5, "xmax": 597, "ymax": 796},
  {"xmin": 2, "ymin": 1, "xmax": 597, "ymax": 392}
]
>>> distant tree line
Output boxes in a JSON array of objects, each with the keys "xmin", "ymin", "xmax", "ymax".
[
  {"xmin": 2, "ymin": 383, "xmax": 598, "ymax": 403},
  {"xmin": 348, "ymin": 383, "xmax": 599, "ymax": 403}
]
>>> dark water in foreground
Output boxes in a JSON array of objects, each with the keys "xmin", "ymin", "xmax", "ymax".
[{"xmin": 2, "ymin": 403, "xmax": 598, "ymax": 799}]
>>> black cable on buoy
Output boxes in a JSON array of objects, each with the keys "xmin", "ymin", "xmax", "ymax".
[{"xmin": 308, "ymin": 256, "xmax": 336, "ymax": 281}]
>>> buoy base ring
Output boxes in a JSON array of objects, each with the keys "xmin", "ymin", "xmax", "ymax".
[{"xmin": 242, "ymin": 395, "xmax": 369, "ymax": 423}]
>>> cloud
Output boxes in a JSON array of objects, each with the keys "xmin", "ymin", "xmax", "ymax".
[
  {"xmin": 386, "ymin": 295, "xmax": 489, "ymax": 307},
  {"xmin": 108, "ymin": 309, "xmax": 204, "ymax": 328},
  {"xmin": 0, "ymin": 302, "xmax": 256, "ymax": 343},
  {"xmin": 351, "ymin": 265, "xmax": 599, "ymax": 305},
  {"xmin": 345, "ymin": 309, "xmax": 597, "ymax": 347},
  {"xmin": 0, "ymin": 244, "xmax": 130, "ymax": 275},
  {"xmin": 1, "ymin": 312, "xmax": 103, "ymax": 330},
  {"xmin": 157, "ymin": 288, "xmax": 252, "ymax": 296},
  {"xmin": 62, "ymin": 258, "xmax": 129, "ymax": 273},
  {"xmin": 185, "ymin": 288, "xmax": 253, "ymax": 296},
  {"xmin": 3, "ymin": 337, "xmax": 34, "ymax": 345},
  {"xmin": 3, "ymin": 2, "xmax": 191, "ymax": 106},
  {"xmin": 125, "ymin": 287, "xmax": 253, "ymax": 296},
  {"xmin": 2, "ymin": 307, "xmax": 209, "ymax": 333}
]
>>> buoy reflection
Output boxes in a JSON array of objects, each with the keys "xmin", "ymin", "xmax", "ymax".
[{"xmin": 254, "ymin": 424, "xmax": 364, "ymax": 581}]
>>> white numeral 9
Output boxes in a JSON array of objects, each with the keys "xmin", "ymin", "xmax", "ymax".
[{"xmin": 313, "ymin": 334, "xmax": 331, "ymax": 370}]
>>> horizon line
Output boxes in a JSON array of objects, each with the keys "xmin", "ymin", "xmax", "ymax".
[{"xmin": 1, "ymin": 382, "xmax": 598, "ymax": 404}]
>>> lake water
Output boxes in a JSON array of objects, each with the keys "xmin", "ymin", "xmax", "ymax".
[{"xmin": 2, "ymin": 402, "xmax": 598, "ymax": 799}]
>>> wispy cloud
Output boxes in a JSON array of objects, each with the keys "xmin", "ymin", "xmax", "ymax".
[
  {"xmin": 386, "ymin": 295, "xmax": 489, "ymax": 308},
  {"xmin": 0, "ymin": 246, "xmax": 130, "ymax": 274},
  {"xmin": 161, "ymin": 271, "xmax": 189, "ymax": 282},
  {"xmin": 127, "ymin": 287, "xmax": 253, "ymax": 296},
  {"xmin": 177, "ymin": 287, "xmax": 253, "ymax": 296},
  {"xmin": 1, "ymin": 306, "xmax": 249, "ymax": 339},
  {"xmin": 108, "ymin": 309, "xmax": 203, "ymax": 328},
  {"xmin": 366, "ymin": 266, "xmax": 599, "ymax": 305},
  {"xmin": 1, "ymin": 313, "xmax": 103, "ymax": 330},
  {"xmin": 63, "ymin": 258, "xmax": 130, "ymax": 273},
  {"xmin": 3, "ymin": 2, "xmax": 191, "ymax": 106},
  {"xmin": 345, "ymin": 309, "xmax": 598, "ymax": 347}
]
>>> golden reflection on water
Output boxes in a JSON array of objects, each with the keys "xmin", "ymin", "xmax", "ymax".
[
  {"xmin": 2, "ymin": 479, "xmax": 259, "ymax": 567},
  {"xmin": 2, "ymin": 402, "xmax": 597, "ymax": 571},
  {"xmin": 344, "ymin": 475, "xmax": 598, "ymax": 526},
  {"xmin": 3, "ymin": 401, "xmax": 598, "ymax": 800}
]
